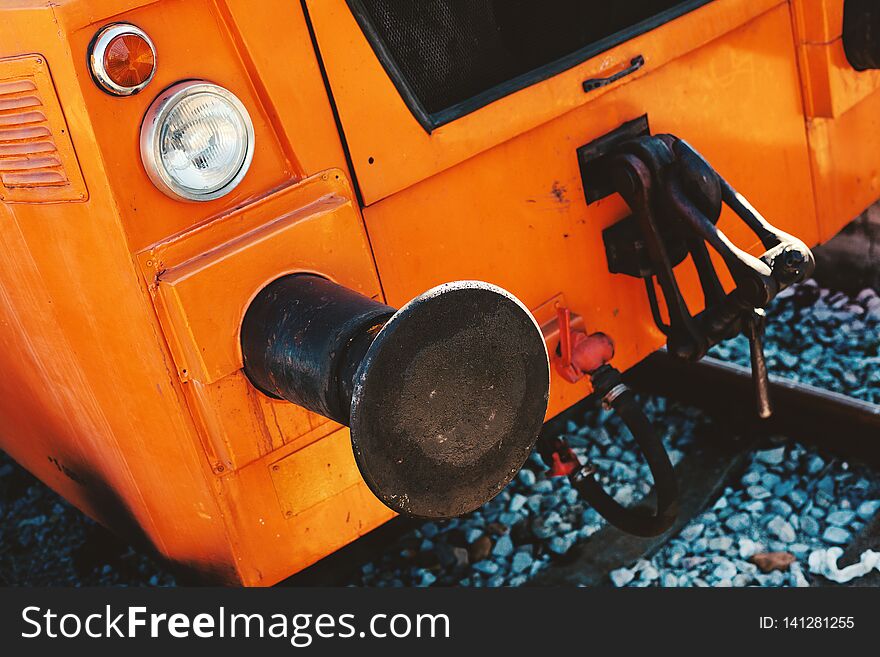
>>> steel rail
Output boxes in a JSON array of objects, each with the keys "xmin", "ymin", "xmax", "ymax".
[{"xmin": 625, "ymin": 351, "xmax": 880, "ymax": 465}]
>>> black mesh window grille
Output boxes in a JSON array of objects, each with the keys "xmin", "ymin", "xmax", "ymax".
[{"xmin": 346, "ymin": 0, "xmax": 713, "ymax": 130}]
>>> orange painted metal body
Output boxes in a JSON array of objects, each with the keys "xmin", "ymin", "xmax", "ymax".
[{"xmin": 0, "ymin": 0, "xmax": 877, "ymax": 585}]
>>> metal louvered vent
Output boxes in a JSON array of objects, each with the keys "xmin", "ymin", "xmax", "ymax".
[
  {"xmin": 347, "ymin": 0, "xmax": 711, "ymax": 129},
  {"xmin": 0, "ymin": 55, "xmax": 87, "ymax": 203}
]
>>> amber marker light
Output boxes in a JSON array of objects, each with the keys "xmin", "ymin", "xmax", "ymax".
[{"xmin": 89, "ymin": 23, "xmax": 156, "ymax": 96}]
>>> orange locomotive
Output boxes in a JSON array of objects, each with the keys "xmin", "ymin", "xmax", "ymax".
[{"xmin": 0, "ymin": 0, "xmax": 877, "ymax": 585}]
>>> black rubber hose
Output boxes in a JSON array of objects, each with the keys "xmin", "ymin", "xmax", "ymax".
[{"xmin": 570, "ymin": 365, "xmax": 679, "ymax": 537}]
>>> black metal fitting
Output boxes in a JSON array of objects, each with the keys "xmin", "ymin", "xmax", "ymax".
[
  {"xmin": 242, "ymin": 275, "xmax": 394, "ymax": 423},
  {"xmin": 580, "ymin": 128, "xmax": 815, "ymax": 418},
  {"xmin": 241, "ymin": 274, "xmax": 551, "ymax": 519}
]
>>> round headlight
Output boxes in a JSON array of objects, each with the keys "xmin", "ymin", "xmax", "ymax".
[{"xmin": 140, "ymin": 81, "xmax": 255, "ymax": 202}]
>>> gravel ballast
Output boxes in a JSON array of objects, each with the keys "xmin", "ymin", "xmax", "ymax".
[
  {"xmin": 612, "ymin": 441, "xmax": 880, "ymax": 587},
  {"xmin": 0, "ymin": 458, "xmax": 175, "ymax": 586}
]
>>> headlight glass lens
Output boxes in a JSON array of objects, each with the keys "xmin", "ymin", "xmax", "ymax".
[
  {"xmin": 141, "ymin": 82, "xmax": 254, "ymax": 201},
  {"xmin": 160, "ymin": 92, "xmax": 248, "ymax": 193}
]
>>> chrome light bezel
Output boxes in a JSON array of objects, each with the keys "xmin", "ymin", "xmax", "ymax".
[
  {"xmin": 139, "ymin": 80, "xmax": 255, "ymax": 202},
  {"xmin": 89, "ymin": 23, "xmax": 157, "ymax": 96}
]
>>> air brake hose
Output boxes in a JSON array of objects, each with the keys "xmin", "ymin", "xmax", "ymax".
[
  {"xmin": 539, "ymin": 323, "xmax": 679, "ymax": 536},
  {"xmin": 569, "ymin": 364, "xmax": 679, "ymax": 537}
]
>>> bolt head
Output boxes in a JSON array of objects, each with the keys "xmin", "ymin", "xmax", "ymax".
[{"xmin": 781, "ymin": 247, "xmax": 806, "ymax": 272}]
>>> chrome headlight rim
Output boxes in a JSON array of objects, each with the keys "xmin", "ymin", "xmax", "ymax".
[
  {"xmin": 89, "ymin": 23, "xmax": 157, "ymax": 97},
  {"xmin": 140, "ymin": 80, "xmax": 255, "ymax": 202}
]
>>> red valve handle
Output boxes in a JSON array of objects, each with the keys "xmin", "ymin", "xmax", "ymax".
[{"xmin": 554, "ymin": 306, "xmax": 615, "ymax": 382}]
